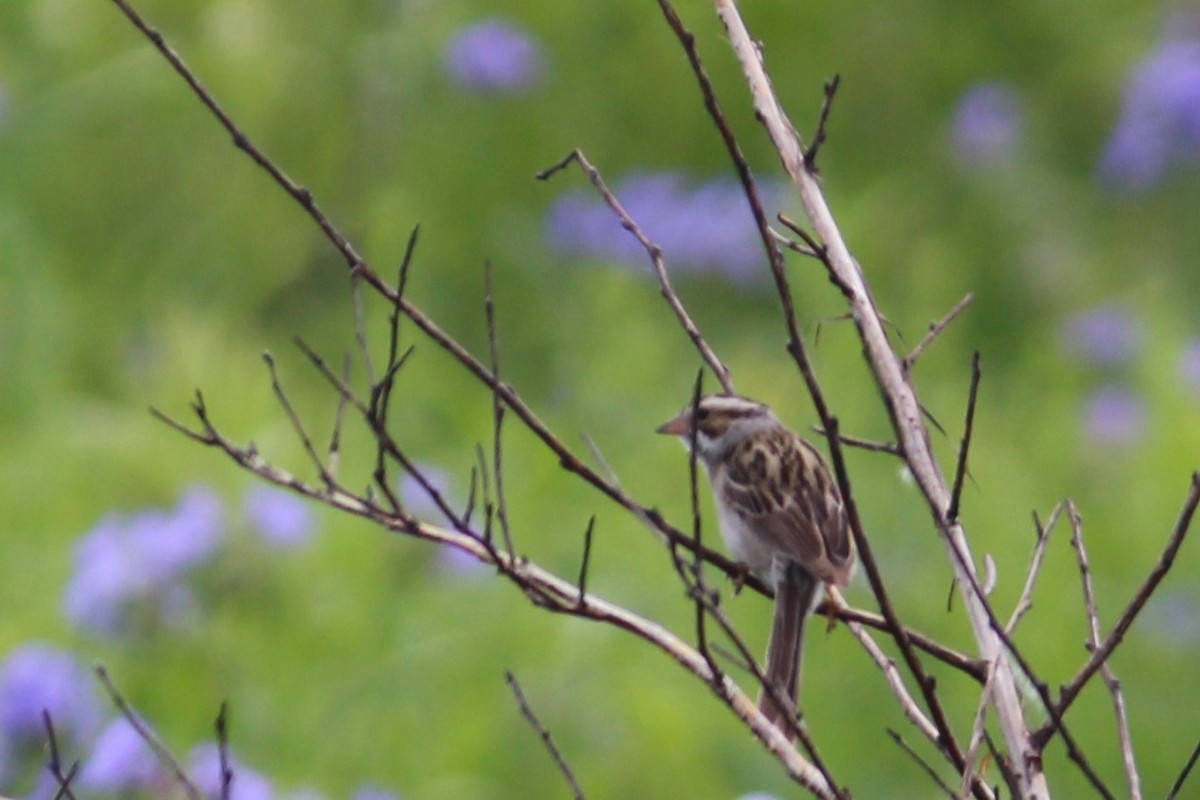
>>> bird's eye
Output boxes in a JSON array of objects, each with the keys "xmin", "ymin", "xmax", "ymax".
[{"xmin": 695, "ymin": 407, "xmax": 710, "ymax": 421}]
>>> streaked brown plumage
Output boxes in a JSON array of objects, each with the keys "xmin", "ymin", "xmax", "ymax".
[{"xmin": 658, "ymin": 393, "xmax": 854, "ymax": 738}]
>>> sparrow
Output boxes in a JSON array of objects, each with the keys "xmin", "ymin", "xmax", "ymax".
[{"xmin": 657, "ymin": 393, "xmax": 855, "ymax": 738}]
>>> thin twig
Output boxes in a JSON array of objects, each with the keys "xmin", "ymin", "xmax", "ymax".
[
  {"xmin": 811, "ymin": 426, "xmax": 901, "ymax": 456},
  {"xmin": 215, "ymin": 702, "xmax": 233, "ymax": 800},
  {"xmin": 484, "ymin": 261, "xmax": 516, "ymax": 556},
  {"xmin": 804, "ymin": 74, "xmax": 840, "ymax": 172},
  {"xmin": 904, "ymin": 293, "xmax": 976, "ymax": 371},
  {"xmin": 351, "ymin": 270, "xmax": 377, "ymax": 387},
  {"xmin": 959, "ymin": 662, "xmax": 997, "ymax": 798},
  {"xmin": 1005, "ymin": 503, "xmax": 1064, "ymax": 633},
  {"xmin": 683, "ymin": 370, "xmax": 722, "ymax": 682},
  {"xmin": 327, "ymin": 352, "xmax": 351, "ymax": 481},
  {"xmin": 94, "ymin": 663, "xmax": 203, "ymax": 800},
  {"xmin": 576, "ymin": 516, "xmax": 596, "ymax": 607},
  {"xmin": 505, "ymin": 671, "xmax": 586, "ymax": 800},
  {"xmin": 886, "ymin": 728, "xmax": 957, "ymax": 799},
  {"xmin": 946, "ymin": 352, "xmax": 981, "ymax": 524},
  {"xmin": 1167, "ymin": 736, "xmax": 1200, "ymax": 800},
  {"xmin": 1066, "ymin": 502, "xmax": 1143, "ymax": 800},
  {"xmin": 1040, "ymin": 472, "xmax": 1200, "ymax": 743},
  {"xmin": 42, "ymin": 711, "xmax": 80, "ymax": 800},
  {"xmin": 263, "ymin": 351, "xmax": 334, "ymax": 489},
  {"xmin": 538, "ymin": 149, "xmax": 734, "ymax": 394},
  {"xmin": 710, "ymin": 2, "xmax": 1048, "ymax": 793}
]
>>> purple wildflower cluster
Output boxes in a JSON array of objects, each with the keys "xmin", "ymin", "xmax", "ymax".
[
  {"xmin": 1, "ymin": 484, "xmax": 324, "ymax": 794},
  {"xmin": 62, "ymin": 484, "xmax": 317, "ymax": 638},
  {"xmin": 63, "ymin": 486, "xmax": 224, "ymax": 636},
  {"xmin": 949, "ymin": 82, "xmax": 1025, "ymax": 168},
  {"xmin": 444, "ymin": 18, "xmax": 546, "ymax": 94},
  {"xmin": 546, "ymin": 172, "xmax": 776, "ymax": 283},
  {"xmin": 1059, "ymin": 305, "xmax": 1147, "ymax": 446},
  {"xmin": 1098, "ymin": 18, "xmax": 1200, "ymax": 191}
]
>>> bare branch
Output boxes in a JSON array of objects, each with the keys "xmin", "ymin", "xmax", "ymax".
[
  {"xmin": 215, "ymin": 702, "xmax": 233, "ymax": 800},
  {"xmin": 538, "ymin": 149, "xmax": 734, "ymax": 394},
  {"xmin": 810, "ymin": 426, "xmax": 901, "ymax": 456},
  {"xmin": 1066, "ymin": 502, "xmax": 1143, "ymax": 800},
  {"xmin": 709, "ymin": 2, "xmax": 1048, "ymax": 792},
  {"xmin": 1042, "ymin": 471, "xmax": 1200, "ymax": 739},
  {"xmin": 1167, "ymin": 736, "xmax": 1200, "ymax": 800},
  {"xmin": 505, "ymin": 671, "xmax": 586, "ymax": 800},
  {"xmin": 904, "ymin": 293, "xmax": 976, "ymax": 371},
  {"xmin": 263, "ymin": 351, "xmax": 335, "ymax": 490},
  {"xmin": 484, "ymin": 261, "xmax": 516, "ymax": 556},
  {"xmin": 42, "ymin": 711, "xmax": 80, "ymax": 800},
  {"xmin": 946, "ymin": 352, "xmax": 981, "ymax": 524},
  {"xmin": 804, "ymin": 75, "xmax": 841, "ymax": 172},
  {"xmin": 94, "ymin": 663, "xmax": 203, "ymax": 800},
  {"xmin": 886, "ymin": 728, "xmax": 957, "ymax": 799},
  {"xmin": 1005, "ymin": 503, "xmax": 1064, "ymax": 633}
]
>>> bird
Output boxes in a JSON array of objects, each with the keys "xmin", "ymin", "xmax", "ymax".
[{"xmin": 657, "ymin": 393, "xmax": 855, "ymax": 738}]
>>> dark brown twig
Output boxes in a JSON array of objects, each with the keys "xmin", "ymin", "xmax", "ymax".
[
  {"xmin": 1167, "ymin": 736, "xmax": 1200, "ymax": 800},
  {"xmin": 263, "ymin": 351, "xmax": 334, "ymax": 489},
  {"xmin": 886, "ymin": 728, "xmax": 957, "ymax": 799},
  {"xmin": 537, "ymin": 149, "xmax": 734, "ymax": 394},
  {"xmin": 484, "ymin": 261, "xmax": 516, "ymax": 557},
  {"xmin": 215, "ymin": 702, "xmax": 233, "ymax": 800},
  {"xmin": 504, "ymin": 671, "xmax": 585, "ymax": 800},
  {"xmin": 811, "ymin": 426, "xmax": 901, "ymax": 456},
  {"xmin": 946, "ymin": 352, "xmax": 981, "ymax": 524},
  {"xmin": 42, "ymin": 711, "xmax": 80, "ymax": 800},
  {"xmin": 576, "ymin": 516, "xmax": 595, "ymax": 606},
  {"xmin": 804, "ymin": 74, "xmax": 841, "ymax": 172},
  {"xmin": 94, "ymin": 663, "xmax": 203, "ymax": 800}
]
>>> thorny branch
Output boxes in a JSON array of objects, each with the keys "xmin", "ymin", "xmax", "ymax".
[{"xmin": 107, "ymin": 0, "xmax": 1200, "ymax": 796}]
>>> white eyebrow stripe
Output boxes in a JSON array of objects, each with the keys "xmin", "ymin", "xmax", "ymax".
[{"xmin": 699, "ymin": 395, "xmax": 765, "ymax": 415}]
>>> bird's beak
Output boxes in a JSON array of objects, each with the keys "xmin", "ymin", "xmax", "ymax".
[{"xmin": 656, "ymin": 412, "xmax": 690, "ymax": 436}]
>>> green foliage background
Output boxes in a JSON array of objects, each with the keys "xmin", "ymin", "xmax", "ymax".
[{"xmin": 1, "ymin": 0, "xmax": 1198, "ymax": 797}]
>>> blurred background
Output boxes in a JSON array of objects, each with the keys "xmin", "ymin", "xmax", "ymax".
[{"xmin": 2, "ymin": 0, "xmax": 1199, "ymax": 797}]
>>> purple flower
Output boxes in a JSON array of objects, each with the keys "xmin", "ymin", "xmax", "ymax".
[
  {"xmin": 244, "ymin": 485, "xmax": 316, "ymax": 550},
  {"xmin": 950, "ymin": 82, "xmax": 1024, "ymax": 167},
  {"xmin": 0, "ymin": 643, "xmax": 101, "ymax": 744},
  {"xmin": 444, "ymin": 19, "xmax": 545, "ymax": 94},
  {"xmin": 1061, "ymin": 305, "xmax": 1141, "ymax": 366},
  {"xmin": 1084, "ymin": 385, "xmax": 1146, "ymax": 445},
  {"xmin": 78, "ymin": 717, "xmax": 163, "ymax": 794},
  {"xmin": 1180, "ymin": 338, "xmax": 1200, "ymax": 394},
  {"xmin": 189, "ymin": 742, "xmax": 274, "ymax": 800},
  {"xmin": 132, "ymin": 486, "xmax": 225, "ymax": 581},
  {"xmin": 398, "ymin": 465, "xmax": 456, "ymax": 522},
  {"xmin": 547, "ymin": 172, "xmax": 773, "ymax": 283},
  {"xmin": 64, "ymin": 487, "xmax": 225, "ymax": 637},
  {"xmin": 1099, "ymin": 37, "xmax": 1200, "ymax": 191}
]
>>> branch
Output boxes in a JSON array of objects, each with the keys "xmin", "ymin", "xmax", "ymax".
[
  {"xmin": 1066, "ymin": 502, "xmax": 1142, "ymax": 800},
  {"xmin": 710, "ymin": 2, "xmax": 1048, "ymax": 794},
  {"xmin": 42, "ymin": 712, "xmax": 80, "ymax": 800},
  {"xmin": 1040, "ymin": 471, "xmax": 1200, "ymax": 741},
  {"xmin": 94, "ymin": 663, "xmax": 203, "ymax": 800},
  {"xmin": 505, "ymin": 671, "xmax": 586, "ymax": 800},
  {"xmin": 904, "ymin": 293, "xmax": 976, "ymax": 371},
  {"xmin": 537, "ymin": 149, "xmax": 733, "ymax": 394}
]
